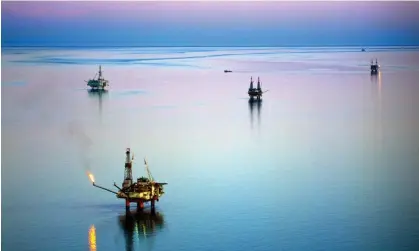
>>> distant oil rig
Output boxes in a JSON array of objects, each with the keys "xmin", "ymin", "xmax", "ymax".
[
  {"xmin": 90, "ymin": 148, "xmax": 167, "ymax": 213},
  {"xmin": 86, "ymin": 65, "xmax": 109, "ymax": 91},
  {"xmin": 248, "ymin": 77, "xmax": 268, "ymax": 100},
  {"xmin": 370, "ymin": 59, "xmax": 380, "ymax": 75}
]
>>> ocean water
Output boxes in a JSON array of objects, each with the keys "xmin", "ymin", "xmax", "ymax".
[{"xmin": 1, "ymin": 46, "xmax": 419, "ymax": 251}]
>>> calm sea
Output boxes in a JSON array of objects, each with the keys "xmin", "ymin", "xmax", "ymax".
[{"xmin": 2, "ymin": 47, "xmax": 419, "ymax": 251}]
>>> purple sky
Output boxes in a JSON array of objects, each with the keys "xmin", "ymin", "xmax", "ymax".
[{"xmin": 2, "ymin": 1, "xmax": 419, "ymax": 46}]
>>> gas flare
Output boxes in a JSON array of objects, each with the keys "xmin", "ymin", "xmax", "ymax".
[{"xmin": 87, "ymin": 172, "xmax": 95, "ymax": 183}]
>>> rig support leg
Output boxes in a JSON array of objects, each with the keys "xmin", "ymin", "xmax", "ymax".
[
  {"xmin": 125, "ymin": 200, "xmax": 130, "ymax": 213},
  {"xmin": 151, "ymin": 200, "xmax": 156, "ymax": 215},
  {"xmin": 137, "ymin": 201, "xmax": 144, "ymax": 212}
]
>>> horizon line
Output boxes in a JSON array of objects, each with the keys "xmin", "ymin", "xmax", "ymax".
[{"xmin": 2, "ymin": 45, "xmax": 419, "ymax": 48}]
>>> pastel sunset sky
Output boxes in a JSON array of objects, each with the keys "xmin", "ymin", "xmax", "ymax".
[{"xmin": 2, "ymin": 1, "xmax": 419, "ymax": 47}]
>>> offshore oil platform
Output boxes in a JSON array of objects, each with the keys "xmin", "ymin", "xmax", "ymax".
[
  {"xmin": 90, "ymin": 148, "xmax": 167, "ymax": 213},
  {"xmin": 248, "ymin": 77, "xmax": 268, "ymax": 100},
  {"xmin": 370, "ymin": 59, "xmax": 380, "ymax": 75},
  {"xmin": 85, "ymin": 65, "xmax": 109, "ymax": 91}
]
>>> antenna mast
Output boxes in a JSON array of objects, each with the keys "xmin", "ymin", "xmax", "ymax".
[
  {"xmin": 98, "ymin": 65, "xmax": 102, "ymax": 80},
  {"xmin": 122, "ymin": 148, "xmax": 133, "ymax": 188}
]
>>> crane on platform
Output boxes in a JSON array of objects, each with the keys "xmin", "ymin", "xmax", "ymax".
[{"xmin": 144, "ymin": 158, "xmax": 154, "ymax": 182}]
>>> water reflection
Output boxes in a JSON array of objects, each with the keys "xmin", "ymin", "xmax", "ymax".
[
  {"xmin": 88, "ymin": 225, "xmax": 97, "ymax": 251},
  {"xmin": 248, "ymin": 98, "xmax": 262, "ymax": 130},
  {"xmin": 370, "ymin": 72, "xmax": 382, "ymax": 97},
  {"xmin": 370, "ymin": 71, "xmax": 383, "ymax": 154},
  {"xmin": 119, "ymin": 210, "xmax": 165, "ymax": 251},
  {"xmin": 87, "ymin": 89, "xmax": 108, "ymax": 118}
]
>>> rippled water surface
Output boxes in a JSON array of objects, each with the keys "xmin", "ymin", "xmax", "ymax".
[{"xmin": 2, "ymin": 47, "xmax": 419, "ymax": 251}]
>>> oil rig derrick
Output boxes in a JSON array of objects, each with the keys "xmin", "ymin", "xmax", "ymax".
[
  {"xmin": 85, "ymin": 65, "xmax": 109, "ymax": 91},
  {"xmin": 248, "ymin": 76, "xmax": 268, "ymax": 101},
  {"xmin": 370, "ymin": 59, "xmax": 380, "ymax": 75},
  {"xmin": 91, "ymin": 148, "xmax": 168, "ymax": 213}
]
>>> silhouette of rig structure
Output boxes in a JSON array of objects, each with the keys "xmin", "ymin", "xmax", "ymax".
[
  {"xmin": 370, "ymin": 59, "xmax": 380, "ymax": 75},
  {"xmin": 248, "ymin": 77, "xmax": 268, "ymax": 101}
]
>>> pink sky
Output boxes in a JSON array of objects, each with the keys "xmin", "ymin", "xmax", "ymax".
[{"xmin": 3, "ymin": 1, "xmax": 418, "ymax": 24}]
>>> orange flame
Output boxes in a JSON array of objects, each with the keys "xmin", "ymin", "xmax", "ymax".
[
  {"xmin": 87, "ymin": 172, "xmax": 95, "ymax": 183},
  {"xmin": 88, "ymin": 225, "xmax": 97, "ymax": 251}
]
